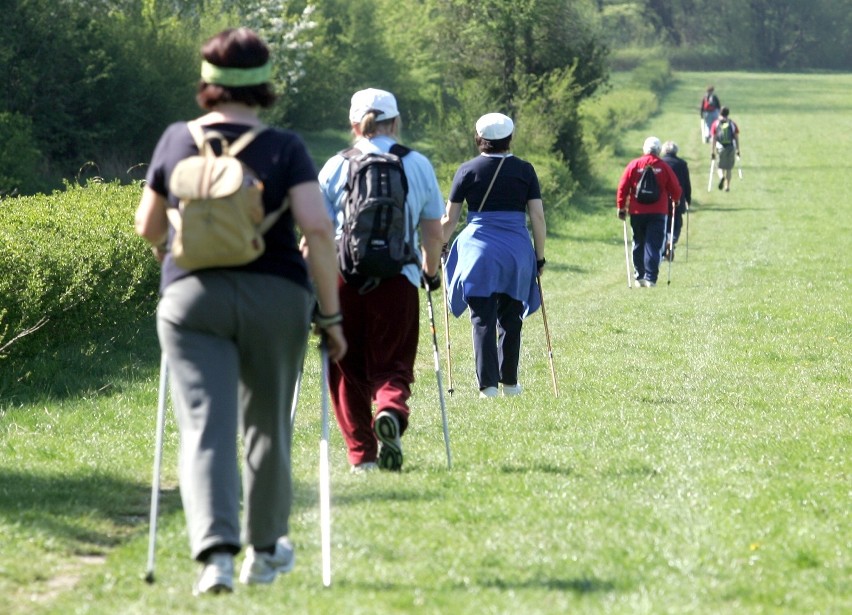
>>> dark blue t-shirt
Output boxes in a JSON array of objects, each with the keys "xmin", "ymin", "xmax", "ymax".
[
  {"xmin": 448, "ymin": 154, "xmax": 541, "ymax": 213},
  {"xmin": 145, "ymin": 122, "xmax": 317, "ymax": 293}
]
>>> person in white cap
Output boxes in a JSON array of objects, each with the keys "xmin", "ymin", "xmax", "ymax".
[
  {"xmin": 440, "ymin": 113, "xmax": 546, "ymax": 398},
  {"xmin": 318, "ymin": 88, "xmax": 444, "ymax": 473},
  {"xmin": 616, "ymin": 136, "xmax": 682, "ymax": 286}
]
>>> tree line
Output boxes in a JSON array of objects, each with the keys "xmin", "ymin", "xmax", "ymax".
[{"xmin": 2, "ymin": 0, "xmax": 850, "ymax": 197}]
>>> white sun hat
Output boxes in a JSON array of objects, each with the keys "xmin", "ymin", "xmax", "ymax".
[{"xmin": 475, "ymin": 113, "xmax": 514, "ymax": 140}]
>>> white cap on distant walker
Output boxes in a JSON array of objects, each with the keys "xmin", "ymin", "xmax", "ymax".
[
  {"xmin": 349, "ymin": 88, "xmax": 400, "ymax": 124},
  {"xmin": 476, "ymin": 113, "xmax": 514, "ymax": 140}
]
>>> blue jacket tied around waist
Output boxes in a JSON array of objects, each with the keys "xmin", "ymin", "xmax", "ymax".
[{"xmin": 444, "ymin": 210, "xmax": 540, "ymax": 318}]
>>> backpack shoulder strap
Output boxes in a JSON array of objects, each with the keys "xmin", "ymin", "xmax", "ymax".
[
  {"xmin": 228, "ymin": 125, "xmax": 268, "ymax": 156},
  {"xmin": 258, "ymin": 197, "xmax": 288, "ymax": 234},
  {"xmin": 186, "ymin": 121, "xmax": 206, "ymax": 151},
  {"xmin": 389, "ymin": 143, "xmax": 411, "ymax": 158},
  {"xmin": 185, "ymin": 121, "xmax": 266, "ymax": 157}
]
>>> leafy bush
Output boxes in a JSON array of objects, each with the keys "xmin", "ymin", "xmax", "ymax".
[
  {"xmin": 579, "ymin": 58, "xmax": 671, "ymax": 176},
  {"xmin": 0, "ymin": 182, "xmax": 159, "ymax": 358},
  {"xmin": 628, "ymin": 58, "xmax": 674, "ymax": 95},
  {"xmin": 0, "ymin": 112, "xmax": 48, "ymax": 196}
]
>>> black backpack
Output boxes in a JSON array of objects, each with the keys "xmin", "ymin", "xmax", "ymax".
[
  {"xmin": 337, "ymin": 144, "xmax": 417, "ymax": 282},
  {"xmin": 634, "ymin": 165, "xmax": 660, "ymax": 204},
  {"xmin": 716, "ymin": 119, "xmax": 735, "ymax": 146}
]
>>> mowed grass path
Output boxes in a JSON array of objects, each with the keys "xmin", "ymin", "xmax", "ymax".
[{"xmin": 1, "ymin": 72, "xmax": 849, "ymax": 614}]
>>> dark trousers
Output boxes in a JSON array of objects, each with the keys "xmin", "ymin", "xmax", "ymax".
[
  {"xmin": 468, "ymin": 294, "xmax": 524, "ymax": 390},
  {"xmin": 631, "ymin": 213, "xmax": 667, "ymax": 283},
  {"xmin": 329, "ymin": 275, "xmax": 419, "ymax": 465},
  {"xmin": 671, "ymin": 200, "xmax": 686, "ymax": 244}
]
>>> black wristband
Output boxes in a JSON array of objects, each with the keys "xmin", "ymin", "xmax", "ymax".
[
  {"xmin": 422, "ymin": 271, "xmax": 441, "ymax": 291},
  {"xmin": 314, "ymin": 311, "xmax": 343, "ymax": 329},
  {"xmin": 537, "ymin": 258, "xmax": 546, "ymax": 270}
]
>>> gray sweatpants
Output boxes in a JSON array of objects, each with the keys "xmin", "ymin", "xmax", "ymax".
[{"xmin": 156, "ymin": 270, "xmax": 312, "ymax": 560}]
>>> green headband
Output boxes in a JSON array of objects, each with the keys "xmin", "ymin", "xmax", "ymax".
[{"xmin": 200, "ymin": 60, "xmax": 272, "ymax": 87}]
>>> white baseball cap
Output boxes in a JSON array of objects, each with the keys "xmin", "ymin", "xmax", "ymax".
[
  {"xmin": 643, "ymin": 136, "xmax": 661, "ymax": 155},
  {"xmin": 348, "ymin": 88, "xmax": 400, "ymax": 124},
  {"xmin": 475, "ymin": 113, "xmax": 514, "ymax": 140}
]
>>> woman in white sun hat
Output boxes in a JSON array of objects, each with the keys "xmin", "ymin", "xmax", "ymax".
[{"xmin": 441, "ymin": 113, "xmax": 546, "ymax": 399}]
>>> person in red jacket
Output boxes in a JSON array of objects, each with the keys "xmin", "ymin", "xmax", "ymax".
[
  {"xmin": 699, "ymin": 85, "xmax": 721, "ymax": 143},
  {"xmin": 616, "ymin": 136, "xmax": 682, "ymax": 287}
]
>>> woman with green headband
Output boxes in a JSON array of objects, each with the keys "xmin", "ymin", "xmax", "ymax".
[{"xmin": 135, "ymin": 27, "xmax": 346, "ymax": 596}]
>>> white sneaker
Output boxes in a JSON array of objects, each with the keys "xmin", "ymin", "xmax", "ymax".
[
  {"xmin": 194, "ymin": 552, "xmax": 234, "ymax": 595},
  {"xmin": 502, "ymin": 383, "xmax": 522, "ymax": 397},
  {"xmin": 479, "ymin": 386, "xmax": 499, "ymax": 398},
  {"xmin": 350, "ymin": 461, "xmax": 378, "ymax": 474},
  {"xmin": 239, "ymin": 537, "xmax": 295, "ymax": 585}
]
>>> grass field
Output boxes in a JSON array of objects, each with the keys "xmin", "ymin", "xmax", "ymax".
[{"xmin": 1, "ymin": 71, "xmax": 849, "ymax": 614}]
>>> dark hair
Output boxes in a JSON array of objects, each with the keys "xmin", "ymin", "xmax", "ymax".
[
  {"xmin": 720, "ymin": 106, "xmax": 730, "ymax": 117},
  {"xmin": 196, "ymin": 28, "xmax": 276, "ymax": 110},
  {"xmin": 475, "ymin": 134, "xmax": 512, "ymax": 154}
]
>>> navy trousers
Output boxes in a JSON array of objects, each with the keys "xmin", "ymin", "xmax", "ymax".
[
  {"xmin": 468, "ymin": 293, "xmax": 524, "ymax": 390},
  {"xmin": 631, "ymin": 213, "xmax": 667, "ymax": 283}
]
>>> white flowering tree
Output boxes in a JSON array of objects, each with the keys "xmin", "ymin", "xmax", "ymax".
[{"xmin": 238, "ymin": 1, "xmax": 318, "ymax": 120}]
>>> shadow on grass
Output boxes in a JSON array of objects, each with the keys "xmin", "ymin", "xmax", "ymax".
[
  {"xmin": 0, "ymin": 468, "xmax": 181, "ymax": 552},
  {"xmin": 499, "ymin": 462, "xmax": 573, "ymax": 476},
  {"xmin": 693, "ymin": 205, "xmax": 759, "ymax": 212},
  {"xmin": 295, "ymin": 480, "xmax": 442, "ymax": 508},
  {"xmin": 482, "ymin": 575, "xmax": 617, "ymax": 593},
  {"xmin": 345, "ymin": 575, "xmax": 617, "ymax": 594}
]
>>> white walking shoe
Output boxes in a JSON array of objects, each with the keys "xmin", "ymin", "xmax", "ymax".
[
  {"xmin": 479, "ymin": 386, "xmax": 499, "ymax": 399},
  {"xmin": 194, "ymin": 552, "xmax": 234, "ymax": 596},
  {"xmin": 350, "ymin": 461, "xmax": 378, "ymax": 474},
  {"xmin": 502, "ymin": 383, "xmax": 522, "ymax": 397},
  {"xmin": 239, "ymin": 537, "xmax": 295, "ymax": 585}
]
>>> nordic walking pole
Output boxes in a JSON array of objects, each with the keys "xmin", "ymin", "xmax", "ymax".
[
  {"xmin": 622, "ymin": 217, "xmax": 633, "ymax": 288},
  {"xmin": 440, "ymin": 256, "xmax": 454, "ymax": 396},
  {"xmin": 290, "ymin": 367, "xmax": 302, "ymax": 432},
  {"xmin": 685, "ymin": 201, "xmax": 690, "ymax": 262},
  {"xmin": 536, "ymin": 274, "xmax": 559, "ymax": 398},
  {"xmin": 290, "ymin": 325, "xmax": 311, "ymax": 430},
  {"xmin": 707, "ymin": 158, "xmax": 716, "ymax": 192},
  {"xmin": 425, "ymin": 287, "xmax": 452, "ymax": 469},
  {"xmin": 145, "ymin": 353, "xmax": 169, "ymax": 584},
  {"xmin": 666, "ymin": 203, "xmax": 676, "ymax": 286},
  {"xmin": 318, "ymin": 340, "xmax": 332, "ymax": 587}
]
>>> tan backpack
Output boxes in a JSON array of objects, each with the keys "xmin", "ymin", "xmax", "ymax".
[{"xmin": 167, "ymin": 122, "xmax": 287, "ymax": 270}]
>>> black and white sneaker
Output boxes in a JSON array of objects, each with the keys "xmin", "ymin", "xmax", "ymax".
[{"xmin": 374, "ymin": 410, "xmax": 403, "ymax": 471}]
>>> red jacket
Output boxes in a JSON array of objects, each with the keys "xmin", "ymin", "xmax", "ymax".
[{"xmin": 616, "ymin": 154, "xmax": 682, "ymax": 216}]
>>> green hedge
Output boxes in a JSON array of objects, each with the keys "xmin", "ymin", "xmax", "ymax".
[
  {"xmin": 580, "ymin": 58, "xmax": 673, "ymax": 175},
  {"xmin": 0, "ymin": 59, "xmax": 671, "ymax": 360},
  {"xmin": 0, "ymin": 182, "xmax": 158, "ymax": 358}
]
